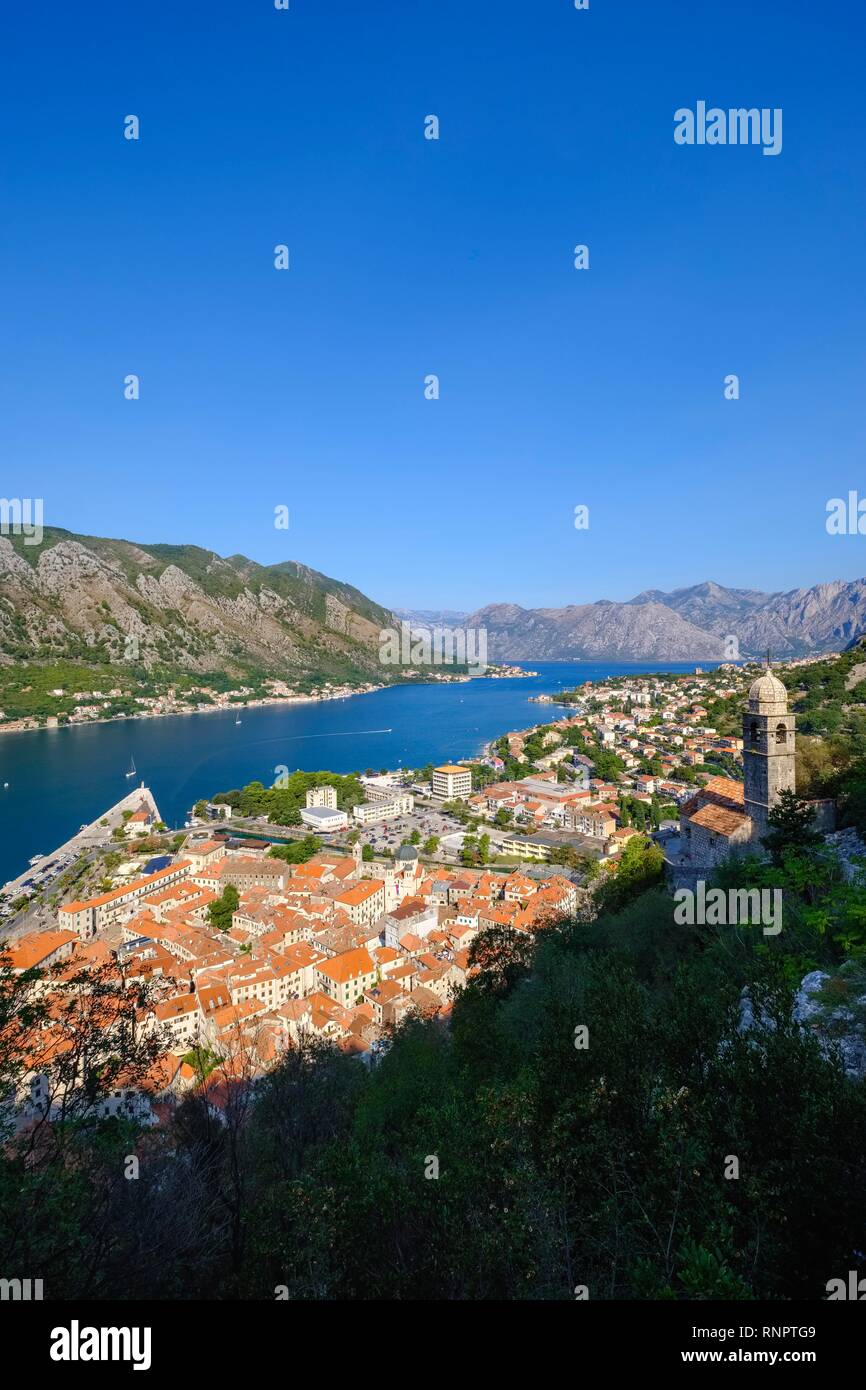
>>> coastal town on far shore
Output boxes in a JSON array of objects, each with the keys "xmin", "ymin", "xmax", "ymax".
[
  {"xmin": 0, "ymin": 663, "xmax": 533, "ymax": 733},
  {"xmin": 0, "ymin": 651, "xmax": 839, "ymax": 1128}
]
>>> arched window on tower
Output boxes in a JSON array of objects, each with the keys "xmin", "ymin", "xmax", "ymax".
[
  {"xmin": 776, "ymin": 722, "xmax": 787, "ymax": 745},
  {"xmin": 749, "ymin": 721, "xmax": 759, "ymax": 745}
]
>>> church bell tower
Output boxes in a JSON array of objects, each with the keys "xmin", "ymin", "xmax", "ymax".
[{"xmin": 742, "ymin": 657, "xmax": 796, "ymax": 841}]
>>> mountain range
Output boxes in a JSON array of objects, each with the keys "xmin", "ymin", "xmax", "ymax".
[
  {"xmin": 3, "ymin": 529, "xmax": 865, "ymax": 678},
  {"xmin": 464, "ymin": 579, "xmax": 866, "ymax": 662}
]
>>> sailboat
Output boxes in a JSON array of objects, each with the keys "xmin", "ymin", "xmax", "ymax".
[
  {"xmin": 235, "ymin": 713, "xmax": 242, "ymax": 725},
  {"xmin": 125, "ymin": 756, "xmax": 136, "ymax": 779}
]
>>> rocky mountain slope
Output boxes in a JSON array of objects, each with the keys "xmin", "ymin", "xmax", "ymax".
[
  {"xmin": 465, "ymin": 600, "xmax": 727, "ymax": 662},
  {"xmin": 464, "ymin": 577, "xmax": 866, "ymax": 662},
  {"xmin": 629, "ymin": 578, "xmax": 866, "ymax": 657},
  {"xmin": 0, "ymin": 528, "xmax": 394, "ymax": 683}
]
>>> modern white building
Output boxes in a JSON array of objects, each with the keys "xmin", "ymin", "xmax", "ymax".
[{"xmin": 300, "ymin": 805, "xmax": 349, "ymax": 833}]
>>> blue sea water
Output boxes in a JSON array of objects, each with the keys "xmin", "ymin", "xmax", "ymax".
[{"xmin": 0, "ymin": 661, "xmax": 711, "ymax": 884}]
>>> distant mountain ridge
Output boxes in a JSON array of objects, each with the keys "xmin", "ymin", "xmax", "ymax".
[
  {"xmin": 392, "ymin": 607, "xmax": 469, "ymax": 629},
  {"xmin": 463, "ymin": 578, "xmax": 866, "ymax": 662}
]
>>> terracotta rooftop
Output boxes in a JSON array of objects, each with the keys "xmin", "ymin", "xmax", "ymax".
[{"xmin": 689, "ymin": 804, "xmax": 751, "ymax": 837}]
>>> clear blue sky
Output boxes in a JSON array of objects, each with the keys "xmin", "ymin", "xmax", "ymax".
[{"xmin": 2, "ymin": 0, "xmax": 865, "ymax": 612}]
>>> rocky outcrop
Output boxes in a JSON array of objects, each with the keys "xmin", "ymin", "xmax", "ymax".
[
  {"xmin": 0, "ymin": 530, "xmax": 394, "ymax": 681},
  {"xmin": 739, "ymin": 963, "xmax": 866, "ymax": 1081},
  {"xmin": 793, "ymin": 967, "xmax": 866, "ymax": 1079},
  {"xmin": 823, "ymin": 827, "xmax": 866, "ymax": 882}
]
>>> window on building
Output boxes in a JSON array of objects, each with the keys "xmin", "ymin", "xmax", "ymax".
[
  {"xmin": 775, "ymin": 723, "xmax": 787, "ymax": 744},
  {"xmin": 750, "ymin": 721, "xmax": 759, "ymax": 744}
]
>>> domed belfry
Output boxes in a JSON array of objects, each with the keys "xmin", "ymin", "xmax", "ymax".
[{"xmin": 742, "ymin": 655, "xmax": 796, "ymax": 841}]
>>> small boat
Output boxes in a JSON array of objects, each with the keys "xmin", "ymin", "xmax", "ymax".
[
  {"xmin": 125, "ymin": 756, "xmax": 136, "ymax": 778},
  {"xmin": 2, "ymin": 782, "xmax": 8, "ymax": 788},
  {"xmin": 28, "ymin": 854, "xmax": 44, "ymax": 866},
  {"xmin": 235, "ymin": 715, "xmax": 242, "ymax": 725}
]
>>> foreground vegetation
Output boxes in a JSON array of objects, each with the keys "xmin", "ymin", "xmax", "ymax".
[{"xmin": 1, "ymin": 792, "xmax": 865, "ymax": 1301}]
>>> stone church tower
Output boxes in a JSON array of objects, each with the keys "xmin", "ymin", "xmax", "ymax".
[{"xmin": 742, "ymin": 661, "xmax": 796, "ymax": 842}]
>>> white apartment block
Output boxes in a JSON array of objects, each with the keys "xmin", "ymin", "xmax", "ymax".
[
  {"xmin": 306, "ymin": 785, "xmax": 338, "ymax": 809},
  {"xmin": 360, "ymin": 775, "xmax": 402, "ymax": 802},
  {"xmin": 353, "ymin": 794, "xmax": 414, "ymax": 825},
  {"xmin": 432, "ymin": 764, "xmax": 472, "ymax": 799}
]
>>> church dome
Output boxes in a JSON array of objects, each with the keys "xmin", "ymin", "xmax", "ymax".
[{"xmin": 748, "ymin": 669, "xmax": 788, "ymax": 712}]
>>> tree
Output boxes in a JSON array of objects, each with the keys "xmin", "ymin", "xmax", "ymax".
[
  {"xmin": 594, "ymin": 835, "xmax": 665, "ymax": 915},
  {"xmin": 762, "ymin": 789, "xmax": 823, "ymax": 865},
  {"xmin": 548, "ymin": 844, "xmax": 587, "ymax": 871},
  {"xmin": 466, "ymin": 923, "xmax": 535, "ymax": 996},
  {"xmin": 672, "ymin": 765, "xmax": 697, "ymax": 784},
  {"xmin": 268, "ymin": 835, "xmax": 321, "ymax": 866},
  {"xmin": 591, "ymin": 748, "xmax": 625, "ymax": 782},
  {"xmin": 361, "ymin": 843, "xmax": 374, "ymax": 863},
  {"xmin": 208, "ymin": 884, "xmax": 240, "ymax": 932},
  {"xmin": 460, "ymin": 835, "xmax": 478, "ymax": 867},
  {"xmin": 422, "ymin": 836, "xmax": 439, "ymax": 855}
]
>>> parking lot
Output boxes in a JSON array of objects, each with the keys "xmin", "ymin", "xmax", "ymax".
[{"xmin": 357, "ymin": 803, "xmax": 459, "ymax": 860}]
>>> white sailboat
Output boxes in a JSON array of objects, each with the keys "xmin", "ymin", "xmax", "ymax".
[{"xmin": 125, "ymin": 756, "xmax": 136, "ymax": 778}]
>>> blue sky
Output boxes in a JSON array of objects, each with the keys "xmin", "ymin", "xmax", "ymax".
[{"xmin": 2, "ymin": 0, "xmax": 865, "ymax": 612}]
